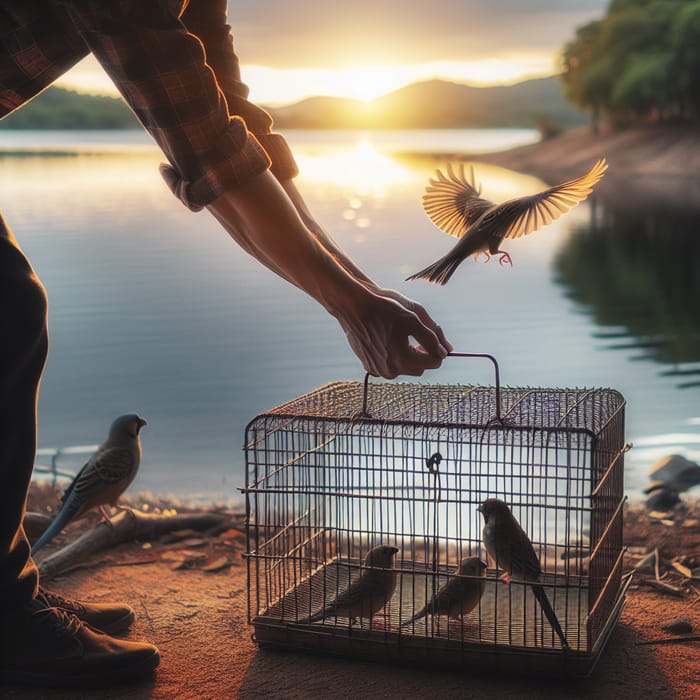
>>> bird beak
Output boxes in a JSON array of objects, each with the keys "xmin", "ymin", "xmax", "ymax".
[
  {"xmin": 476, "ymin": 505, "xmax": 483, "ymax": 513},
  {"xmin": 391, "ymin": 546, "xmax": 399, "ymax": 554},
  {"xmin": 137, "ymin": 418, "xmax": 147, "ymax": 429}
]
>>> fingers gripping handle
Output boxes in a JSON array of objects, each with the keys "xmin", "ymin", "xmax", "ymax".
[{"xmin": 360, "ymin": 352, "xmax": 502, "ymax": 421}]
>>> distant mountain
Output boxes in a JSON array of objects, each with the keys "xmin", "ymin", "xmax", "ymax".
[
  {"xmin": 0, "ymin": 76, "xmax": 586, "ymax": 131},
  {"xmin": 0, "ymin": 87, "xmax": 139, "ymax": 129},
  {"xmin": 267, "ymin": 76, "xmax": 588, "ymax": 129}
]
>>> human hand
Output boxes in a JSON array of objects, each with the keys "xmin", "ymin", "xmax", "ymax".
[
  {"xmin": 372, "ymin": 287, "xmax": 452, "ymax": 356},
  {"xmin": 333, "ymin": 289, "xmax": 450, "ymax": 379}
]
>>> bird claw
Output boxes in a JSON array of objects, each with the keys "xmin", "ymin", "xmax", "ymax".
[
  {"xmin": 370, "ymin": 608, "xmax": 395, "ymax": 631},
  {"xmin": 498, "ymin": 252, "xmax": 512, "ymax": 266},
  {"xmin": 98, "ymin": 506, "xmax": 114, "ymax": 525}
]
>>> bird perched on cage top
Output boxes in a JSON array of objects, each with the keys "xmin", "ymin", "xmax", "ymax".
[
  {"xmin": 402, "ymin": 556, "xmax": 487, "ymax": 628},
  {"xmin": 31, "ymin": 414, "xmax": 147, "ymax": 554},
  {"xmin": 299, "ymin": 544, "xmax": 399, "ymax": 627},
  {"xmin": 406, "ymin": 158, "xmax": 607, "ymax": 285},
  {"xmin": 478, "ymin": 498, "xmax": 569, "ymax": 650}
]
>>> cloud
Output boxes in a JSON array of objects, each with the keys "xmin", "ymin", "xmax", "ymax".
[{"xmin": 227, "ymin": 0, "xmax": 608, "ymax": 68}]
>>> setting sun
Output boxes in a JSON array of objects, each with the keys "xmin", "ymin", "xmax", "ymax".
[{"xmin": 58, "ymin": 54, "xmax": 555, "ymax": 106}]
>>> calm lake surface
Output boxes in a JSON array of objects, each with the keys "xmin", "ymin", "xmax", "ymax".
[{"xmin": 1, "ymin": 128, "xmax": 698, "ymax": 503}]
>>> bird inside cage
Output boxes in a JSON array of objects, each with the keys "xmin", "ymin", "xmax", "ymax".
[
  {"xmin": 479, "ymin": 498, "xmax": 569, "ymax": 650},
  {"xmin": 402, "ymin": 557, "xmax": 487, "ymax": 631},
  {"xmin": 299, "ymin": 544, "xmax": 399, "ymax": 629}
]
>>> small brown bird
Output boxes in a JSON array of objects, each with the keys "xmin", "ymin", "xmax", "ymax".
[
  {"xmin": 478, "ymin": 498, "xmax": 569, "ymax": 649},
  {"xmin": 32, "ymin": 414, "xmax": 147, "ymax": 553},
  {"xmin": 402, "ymin": 556, "xmax": 487, "ymax": 628},
  {"xmin": 300, "ymin": 544, "xmax": 399, "ymax": 627},
  {"xmin": 407, "ymin": 158, "xmax": 607, "ymax": 285}
]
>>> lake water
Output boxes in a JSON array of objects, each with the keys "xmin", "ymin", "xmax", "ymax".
[{"xmin": 1, "ymin": 128, "xmax": 698, "ymax": 504}]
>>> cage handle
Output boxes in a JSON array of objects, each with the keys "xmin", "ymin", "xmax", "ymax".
[{"xmin": 360, "ymin": 351, "xmax": 502, "ymax": 420}]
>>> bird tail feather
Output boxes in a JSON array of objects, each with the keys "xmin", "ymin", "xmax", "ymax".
[
  {"xmin": 406, "ymin": 252, "xmax": 463, "ymax": 285},
  {"xmin": 31, "ymin": 492, "xmax": 82, "ymax": 554},
  {"xmin": 299, "ymin": 607, "xmax": 333, "ymax": 624},
  {"xmin": 530, "ymin": 583, "xmax": 569, "ymax": 649},
  {"xmin": 401, "ymin": 605, "xmax": 428, "ymax": 627}
]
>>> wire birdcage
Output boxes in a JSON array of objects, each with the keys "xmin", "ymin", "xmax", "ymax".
[{"xmin": 243, "ymin": 354, "xmax": 629, "ymax": 677}]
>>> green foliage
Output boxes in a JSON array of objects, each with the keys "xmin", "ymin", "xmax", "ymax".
[
  {"xmin": 0, "ymin": 87, "xmax": 140, "ymax": 130},
  {"xmin": 561, "ymin": 0, "xmax": 700, "ymax": 127},
  {"xmin": 554, "ymin": 200, "xmax": 700, "ymax": 381}
]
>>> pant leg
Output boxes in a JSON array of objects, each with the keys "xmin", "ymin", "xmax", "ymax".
[{"xmin": 0, "ymin": 213, "xmax": 49, "ymax": 611}]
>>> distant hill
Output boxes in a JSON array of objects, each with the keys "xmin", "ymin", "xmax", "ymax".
[
  {"xmin": 0, "ymin": 87, "xmax": 139, "ymax": 129},
  {"xmin": 267, "ymin": 76, "xmax": 588, "ymax": 130},
  {"xmin": 0, "ymin": 76, "xmax": 586, "ymax": 130}
]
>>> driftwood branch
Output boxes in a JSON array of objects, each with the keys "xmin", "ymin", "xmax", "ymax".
[{"xmin": 36, "ymin": 509, "xmax": 232, "ymax": 581}]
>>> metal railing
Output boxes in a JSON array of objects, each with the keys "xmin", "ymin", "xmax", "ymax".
[{"xmin": 33, "ymin": 445, "xmax": 98, "ymax": 486}]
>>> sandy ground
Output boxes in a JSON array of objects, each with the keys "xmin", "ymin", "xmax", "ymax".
[{"xmin": 3, "ymin": 486, "xmax": 700, "ymax": 700}]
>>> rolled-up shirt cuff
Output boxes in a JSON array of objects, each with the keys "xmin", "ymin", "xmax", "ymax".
[
  {"xmin": 159, "ymin": 118, "xmax": 272, "ymax": 211},
  {"xmin": 255, "ymin": 132, "xmax": 299, "ymax": 181}
]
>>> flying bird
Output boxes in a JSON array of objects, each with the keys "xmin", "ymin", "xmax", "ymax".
[
  {"xmin": 478, "ymin": 498, "xmax": 569, "ymax": 650},
  {"xmin": 402, "ymin": 556, "xmax": 487, "ymax": 629},
  {"xmin": 32, "ymin": 414, "xmax": 147, "ymax": 554},
  {"xmin": 407, "ymin": 158, "xmax": 607, "ymax": 285},
  {"xmin": 300, "ymin": 544, "xmax": 399, "ymax": 627}
]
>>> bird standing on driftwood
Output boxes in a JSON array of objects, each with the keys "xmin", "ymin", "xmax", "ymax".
[
  {"xmin": 300, "ymin": 544, "xmax": 399, "ymax": 627},
  {"xmin": 402, "ymin": 556, "xmax": 487, "ymax": 629},
  {"xmin": 478, "ymin": 498, "xmax": 569, "ymax": 650},
  {"xmin": 407, "ymin": 159, "xmax": 607, "ymax": 285},
  {"xmin": 31, "ymin": 414, "xmax": 147, "ymax": 554}
]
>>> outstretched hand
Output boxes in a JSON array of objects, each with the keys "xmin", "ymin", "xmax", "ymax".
[
  {"xmin": 208, "ymin": 171, "xmax": 451, "ymax": 379},
  {"xmin": 334, "ymin": 290, "xmax": 450, "ymax": 379}
]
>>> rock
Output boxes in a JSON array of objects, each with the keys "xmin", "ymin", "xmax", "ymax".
[
  {"xmin": 661, "ymin": 618, "xmax": 693, "ymax": 635},
  {"xmin": 647, "ymin": 454, "xmax": 700, "ymax": 493},
  {"xmin": 645, "ymin": 486, "xmax": 681, "ymax": 511}
]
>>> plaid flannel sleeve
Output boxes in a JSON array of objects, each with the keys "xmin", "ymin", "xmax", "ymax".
[{"xmin": 64, "ymin": 0, "xmax": 296, "ymax": 212}]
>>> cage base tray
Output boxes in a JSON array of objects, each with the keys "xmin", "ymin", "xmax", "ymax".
[{"xmin": 251, "ymin": 563, "xmax": 631, "ymax": 678}]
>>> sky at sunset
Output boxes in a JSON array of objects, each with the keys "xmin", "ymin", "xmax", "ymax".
[{"xmin": 58, "ymin": 0, "xmax": 608, "ymax": 105}]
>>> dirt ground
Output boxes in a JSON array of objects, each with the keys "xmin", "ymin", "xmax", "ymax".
[{"xmin": 3, "ymin": 485, "xmax": 700, "ymax": 700}]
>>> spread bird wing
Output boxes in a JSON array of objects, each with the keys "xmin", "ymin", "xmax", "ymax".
[
  {"xmin": 422, "ymin": 162, "xmax": 495, "ymax": 238},
  {"xmin": 491, "ymin": 158, "xmax": 607, "ymax": 242}
]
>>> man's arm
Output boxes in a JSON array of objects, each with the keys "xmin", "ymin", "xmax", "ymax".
[
  {"xmin": 65, "ymin": 0, "xmax": 450, "ymax": 377},
  {"xmin": 206, "ymin": 171, "xmax": 449, "ymax": 379},
  {"xmin": 279, "ymin": 178, "xmax": 452, "ymax": 352}
]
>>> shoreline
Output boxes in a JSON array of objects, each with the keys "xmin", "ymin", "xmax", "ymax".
[{"xmin": 398, "ymin": 123, "xmax": 700, "ymax": 210}]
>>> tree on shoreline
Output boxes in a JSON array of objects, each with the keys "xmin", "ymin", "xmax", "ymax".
[{"xmin": 561, "ymin": 0, "xmax": 700, "ymax": 130}]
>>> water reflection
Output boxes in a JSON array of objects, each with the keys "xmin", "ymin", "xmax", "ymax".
[
  {"xmin": 2, "ymin": 130, "xmax": 698, "ymax": 500},
  {"xmin": 553, "ymin": 186, "xmax": 700, "ymax": 388}
]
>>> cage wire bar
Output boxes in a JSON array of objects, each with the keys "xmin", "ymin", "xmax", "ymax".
[{"xmin": 243, "ymin": 361, "xmax": 628, "ymax": 677}]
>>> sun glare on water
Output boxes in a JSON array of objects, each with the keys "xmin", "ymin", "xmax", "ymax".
[{"xmin": 294, "ymin": 139, "xmax": 415, "ymax": 191}]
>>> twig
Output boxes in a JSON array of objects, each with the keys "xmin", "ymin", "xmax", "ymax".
[
  {"xmin": 140, "ymin": 594, "xmax": 156, "ymax": 635},
  {"xmin": 636, "ymin": 635, "xmax": 700, "ymax": 646},
  {"xmin": 639, "ymin": 579, "xmax": 685, "ymax": 597},
  {"xmin": 36, "ymin": 509, "xmax": 231, "ymax": 581}
]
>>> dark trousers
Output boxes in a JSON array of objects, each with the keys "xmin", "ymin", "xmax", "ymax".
[{"xmin": 0, "ymin": 213, "xmax": 48, "ymax": 611}]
